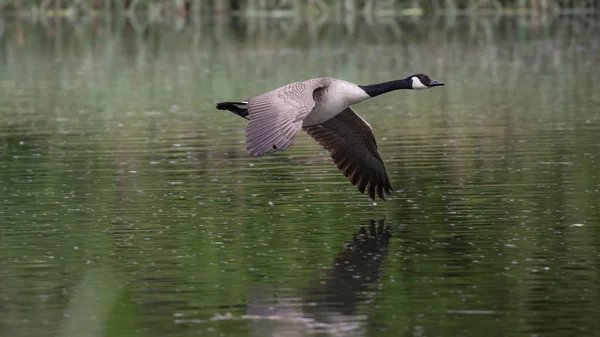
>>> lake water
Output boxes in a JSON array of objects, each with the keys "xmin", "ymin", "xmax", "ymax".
[{"xmin": 1, "ymin": 15, "xmax": 599, "ymax": 337}]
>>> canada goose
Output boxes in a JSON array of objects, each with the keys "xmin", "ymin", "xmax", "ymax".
[{"xmin": 216, "ymin": 74, "xmax": 444, "ymax": 200}]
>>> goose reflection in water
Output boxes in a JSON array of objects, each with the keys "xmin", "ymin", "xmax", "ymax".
[{"xmin": 245, "ymin": 218, "xmax": 392, "ymax": 336}]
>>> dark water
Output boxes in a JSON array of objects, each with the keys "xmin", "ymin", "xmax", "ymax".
[{"xmin": 1, "ymin": 16, "xmax": 599, "ymax": 337}]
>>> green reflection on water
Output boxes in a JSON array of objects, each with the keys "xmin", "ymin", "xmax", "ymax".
[{"xmin": 1, "ymin": 16, "xmax": 599, "ymax": 337}]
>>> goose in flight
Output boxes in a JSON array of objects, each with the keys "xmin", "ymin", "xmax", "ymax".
[{"xmin": 216, "ymin": 74, "xmax": 444, "ymax": 200}]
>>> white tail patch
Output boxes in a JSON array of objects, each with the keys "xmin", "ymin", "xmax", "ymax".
[{"xmin": 411, "ymin": 77, "xmax": 428, "ymax": 90}]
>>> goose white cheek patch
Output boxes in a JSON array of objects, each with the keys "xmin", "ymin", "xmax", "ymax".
[{"xmin": 411, "ymin": 77, "xmax": 428, "ymax": 90}]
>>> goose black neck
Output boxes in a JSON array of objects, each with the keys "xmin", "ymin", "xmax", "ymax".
[{"xmin": 358, "ymin": 79, "xmax": 411, "ymax": 98}]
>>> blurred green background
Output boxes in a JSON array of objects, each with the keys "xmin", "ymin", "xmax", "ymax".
[{"xmin": 0, "ymin": 0, "xmax": 597, "ymax": 17}]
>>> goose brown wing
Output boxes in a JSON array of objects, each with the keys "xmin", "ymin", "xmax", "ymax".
[
  {"xmin": 303, "ymin": 107, "xmax": 393, "ymax": 200},
  {"xmin": 246, "ymin": 79, "xmax": 326, "ymax": 157}
]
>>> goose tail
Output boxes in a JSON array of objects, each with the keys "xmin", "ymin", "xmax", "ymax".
[{"xmin": 216, "ymin": 101, "xmax": 249, "ymax": 120}]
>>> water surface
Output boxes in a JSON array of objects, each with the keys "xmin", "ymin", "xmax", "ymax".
[{"xmin": 1, "ymin": 16, "xmax": 599, "ymax": 337}]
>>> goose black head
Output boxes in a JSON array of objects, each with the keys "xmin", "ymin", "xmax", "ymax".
[{"xmin": 407, "ymin": 74, "xmax": 445, "ymax": 90}]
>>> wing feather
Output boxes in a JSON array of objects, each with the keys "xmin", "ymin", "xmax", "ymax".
[
  {"xmin": 303, "ymin": 107, "xmax": 393, "ymax": 200},
  {"xmin": 246, "ymin": 80, "xmax": 326, "ymax": 156}
]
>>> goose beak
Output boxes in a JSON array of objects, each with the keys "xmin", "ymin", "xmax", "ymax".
[{"xmin": 429, "ymin": 79, "xmax": 445, "ymax": 87}]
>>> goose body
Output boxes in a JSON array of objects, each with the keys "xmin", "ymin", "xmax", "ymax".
[{"xmin": 216, "ymin": 74, "xmax": 444, "ymax": 200}]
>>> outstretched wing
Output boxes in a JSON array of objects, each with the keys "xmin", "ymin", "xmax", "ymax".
[
  {"xmin": 303, "ymin": 107, "xmax": 393, "ymax": 200},
  {"xmin": 246, "ymin": 80, "xmax": 326, "ymax": 157}
]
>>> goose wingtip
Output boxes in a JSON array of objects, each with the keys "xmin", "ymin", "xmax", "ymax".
[{"xmin": 363, "ymin": 184, "xmax": 393, "ymax": 201}]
